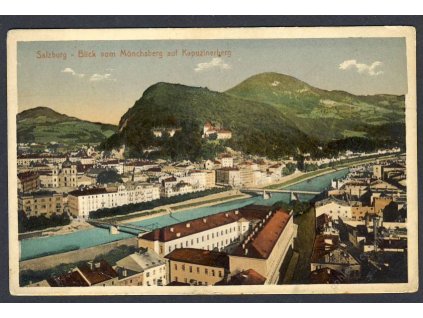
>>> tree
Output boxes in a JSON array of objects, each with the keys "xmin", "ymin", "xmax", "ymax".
[{"xmin": 97, "ymin": 170, "xmax": 122, "ymax": 184}]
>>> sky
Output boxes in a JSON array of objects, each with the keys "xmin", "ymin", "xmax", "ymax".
[{"xmin": 17, "ymin": 38, "xmax": 408, "ymax": 125}]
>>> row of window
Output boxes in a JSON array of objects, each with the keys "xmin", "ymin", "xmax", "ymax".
[
  {"xmin": 166, "ymin": 234, "xmax": 239, "ymax": 253},
  {"xmin": 174, "ymin": 264, "xmax": 223, "ymax": 278}
]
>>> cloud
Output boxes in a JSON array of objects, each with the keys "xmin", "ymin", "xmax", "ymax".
[
  {"xmin": 61, "ymin": 68, "xmax": 116, "ymax": 82},
  {"xmin": 89, "ymin": 73, "xmax": 116, "ymax": 82},
  {"xmin": 339, "ymin": 59, "xmax": 384, "ymax": 76},
  {"xmin": 61, "ymin": 67, "xmax": 85, "ymax": 78},
  {"xmin": 194, "ymin": 57, "xmax": 231, "ymax": 72}
]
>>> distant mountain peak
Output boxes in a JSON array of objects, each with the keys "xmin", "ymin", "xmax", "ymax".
[
  {"xmin": 17, "ymin": 106, "xmax": 117, "ymax": 144},
  {"xmin": 18, "ymin": 106, "xmax": 68, "ymax": 119}
]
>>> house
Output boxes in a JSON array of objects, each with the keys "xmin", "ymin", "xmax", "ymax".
[
  {"xmin": 18, "ymin": 190, "xmax": 63, "ymax": 218},
  {"xmin": 115, "ymin": 248, "xmax": 167, "ymax": 286},
  {"xmin": 17, "ymin": 171, "xmax": 40, "ymax": 193},
  {"xmin": 315, "ymin": 197, "xmax": 353, "ymax": 220},
  {"xmin": 32, "ymin": 260, "xmax": 118, "ymax": 287},
  {"xmin": 165, "ymin": 248, "xmax": 229, "ymax": 286},
  {"xmin": 220, "ymin": 154, "xmax": 234, "ymax": 168},
  {"xmin": 215, "ymin": 167, "xmax": 241, "ymax": 187},
  {"xmin": 202, "ymin": 121, "xmax": 232, "ymax": 140},
  {"xmin": 229, "ymin": 209, "xmax": 297, "ymax": 284}
]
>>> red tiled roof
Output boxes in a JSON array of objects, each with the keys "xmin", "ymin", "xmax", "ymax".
[
  {"xmin": 77, "ymin": 260, "xmax": 118, "ymax": 285},
  {"xmin": 231, "ymin": 209, "xmax": 291, "ymax": 259},
  {"xmin": 47, "ymin": 271, "xmax": 89, "ymax": 287},
  {"xmin": 225, "ymin": 269, "xmax": 266, "ymax": 285},
  {"xmin": 165, "ymin": 248, "xmax": 229, "ymax": 269},
  {"xmin": 140, "ymin": 205, "xmax": 270, "ymax": 243}
]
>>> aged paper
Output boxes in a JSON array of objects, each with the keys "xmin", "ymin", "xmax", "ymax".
[{"xmin": 7, "ymin": 27, "xmax": 417, "ymax": 295}]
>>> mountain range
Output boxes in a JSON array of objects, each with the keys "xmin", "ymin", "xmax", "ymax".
[{"xmin": 17, "ymin": 72, "xmax": 405, "ymax": 159}]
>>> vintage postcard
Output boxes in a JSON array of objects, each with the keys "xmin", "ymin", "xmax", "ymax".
[{"xmin": 7, "ymin": 26, "xmax": 418, "ymax": 296}]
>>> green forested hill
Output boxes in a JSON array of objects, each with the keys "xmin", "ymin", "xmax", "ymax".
[
  {"xmin": 226, "ymin": 72, "xmax": 405, "ymax": 142},
  {"xmin": 111, "ymin": 82, "xmax": 319, "ymax": 160},
  {"xmin": 17, "ymin": 107, "xmax": 117, "ymax": 144}
]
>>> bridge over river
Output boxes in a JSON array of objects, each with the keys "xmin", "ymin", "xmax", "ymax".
[
  {"xmin": 240, "ymin": 188, "xmax": 320, "ymax": 195},
  {"xmin": 87, "ymin": 219, "xmax": 159, "ymax": 236},
  {"xmin": 20, "ymin": 168, "xmax": 349, "ymax": 262}
]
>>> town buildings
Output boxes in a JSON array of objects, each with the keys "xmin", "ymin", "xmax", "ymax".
[
  {"xmin": 18, "ymin": 191, "xmax": 63, "ymax": 218},
  {"xmin": 310, "ymin": 234, "xmax": 361, "ymax": 282},
  {"xmin": 139, "ymin": 205, "xmax": 297, "ymax": 285},
  {"xmin": 68, "ymin": 182, "xmax": 160, "ymax": 218},
  {"xmin": 310, "ymin": 157, "xmax": 407, "ymax": 284}
]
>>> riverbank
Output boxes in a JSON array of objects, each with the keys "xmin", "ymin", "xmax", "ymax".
[
  {"xmin": 20, "ymin": 237, "xmax": 138, "ymax": 272},
  {"xmin": 264, "ymin": 153, "xmax": 399, "ymax": 190},
  {"xmin": 21, "ymin": 190, "xmax": 251, "ymax": 240},
  {"xmin": 20, "ymin": 167, "xmax": 348, "ymax": 262},
  {"xmin": 108, "ymin": 190, "xmax": 250, "ymax": 224},
  {"xmin": 19, "ymin": 220, "xmax": 94, "ymax": 240}
]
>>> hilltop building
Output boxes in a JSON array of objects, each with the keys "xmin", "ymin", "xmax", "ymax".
[{"xmin": 202, "ymin": 121, "xmax": 232, "ymax": 140}]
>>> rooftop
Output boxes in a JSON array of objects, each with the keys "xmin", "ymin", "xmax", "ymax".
[
  {"xmin": 115, "ymin": 249, "xmax": 165, "ymax": 274},
  {"xmin": 140, "ymin": 205, "xmax": 270, "ymax": 243},
  {"xmin": 165, "ymin": 248, "xmax": 230, "ymax": 269},
  {"xmin": 77, "ymin": 260, "xmax": 118, "ymax": 285},
  {"xmin": 311, "ymin": 235, "xmax": 358, "ymax": 265},
  {"xmin": 231, "ymin": 209, "xmax": 291, "ymax": 259},
  {"xmin": 17, "ymin": 171, "xmax": 39, "ymax": 180},
  {"xmin": 224, "ymin": 269, "xmax": 266, "ymax": 285},
  {"xmin": 68, "ymin": 187, "xmax": 109, "ymax": 197},
  {"xmin": 47, "ymin": 270, "xmax": 89, "ymax": 287}
]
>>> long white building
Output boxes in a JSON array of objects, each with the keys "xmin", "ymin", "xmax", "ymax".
[
  {"xmin": 138, "ymin": 205, "xmax": 273, "ymax": 257},
  {"xmin": 68, "ymin": 182, "xmax": 160, "ymax": 218}
]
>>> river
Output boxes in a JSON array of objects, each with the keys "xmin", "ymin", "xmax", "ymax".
[{"xmin": 20, "ymin": 168, "xmax": 349, "ymax": 261}]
